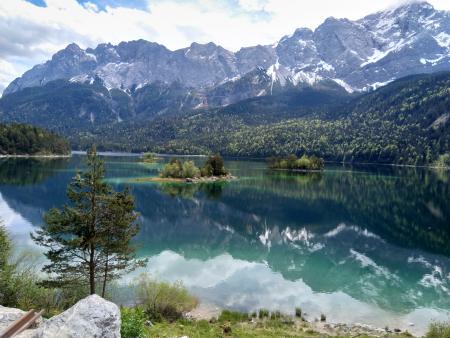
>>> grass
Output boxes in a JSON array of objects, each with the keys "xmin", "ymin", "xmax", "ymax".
[{"xmin": 146, "ymin": 317, "xmax": 321, "ymax": 338}]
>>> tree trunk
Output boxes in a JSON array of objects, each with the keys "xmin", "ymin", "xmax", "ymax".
[
  {"xmin": 89, "ymin": 244, "xmax": 95, "ymax": 295},
  {"xmin": 101, "ymin": 252, "xmax": 109, "ymax": 298}
]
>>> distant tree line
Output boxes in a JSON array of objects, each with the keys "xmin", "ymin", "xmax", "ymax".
[
  {"xmin": 0, "ymin": 123, "xmax": 70, "ymax": 155},
  {"xmin": 268, "ymin": 154, "xmax": 324, "ymax": 171}
]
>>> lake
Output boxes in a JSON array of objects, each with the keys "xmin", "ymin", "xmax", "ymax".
[{"xmin": 1, "ymin": 154, "xmax": 450, "ymax": 335}]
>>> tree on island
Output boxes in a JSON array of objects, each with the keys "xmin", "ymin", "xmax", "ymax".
[
  {"xmin": 160, "ymin": 154, "xmax": 228, "ymax": 179},
  {"xmin": 201, "ymin": 154, "xmax": 228, "ymax": 177},
  {"xmin": 32, "ymin": 146, "xmax": 146, "ymax": 296},
  {"xmin": 269, "ymin": 154, "xmax": 324, "ymax": 171},
  {"xmin": 142, "ymin": 152, "xmax": 156, "ymax": 163}
]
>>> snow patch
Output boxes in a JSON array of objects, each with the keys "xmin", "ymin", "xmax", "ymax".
[
  {"xmin": 435, "ymin": 32, "xmax": 450, "ymax": 48},
  {"xmin": 332, "ymin": 79, "xmax": 354, "ymax": 93}
]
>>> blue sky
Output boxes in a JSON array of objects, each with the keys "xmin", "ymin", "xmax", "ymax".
[{"xmin": 0, "ymin": 0, "xmax": 449, "ymax": 94}]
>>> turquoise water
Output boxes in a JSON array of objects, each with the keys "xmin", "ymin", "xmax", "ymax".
[{"xmin": 1, "ymin": 155, "xmax": 450, "ymax": 334}]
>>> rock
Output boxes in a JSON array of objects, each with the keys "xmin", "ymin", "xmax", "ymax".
[
  {"xmin": 0, "ymin": 306, "xmax": 43, "ymax": 338},
  {"xmin": 28, "ymin": 295, "xmax": 120, "ymax": 338},
  {"xmin": 0, "ymin": 306, "xmax": 37, "ymax": 332}
]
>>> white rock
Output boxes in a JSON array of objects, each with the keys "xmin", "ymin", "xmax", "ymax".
[{"xmin": 29, "ymin": 295, "xmax": 120, "ymax": 338}]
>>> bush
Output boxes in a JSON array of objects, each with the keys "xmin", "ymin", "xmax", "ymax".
[
  {"xmin": 182, "ymin": 161, "xmax": 200, "ymax": 178},
  {"xmin": 160, "ymin": 159, "xmax": 201, "ymax": 179},
  {"xmin": 434, "ymin": 154, "xmax": 450, "ymax": 168},
  {"xmin": 135, "ymin": 274, "xmax": 198, "ymax": 322},
  {"xmin": 201, "ymin": 154, "xmax": 228, "ymax": 177},
  {"xmin": 0, "ymin": 223, "xmax": 87, "ymax": 315},
  {"xmin": 259, "ymin": 308, "xmax": 269, "ymax": 318},
  {"xmin": 270, "ymin": 310, "xmax": 282, "ymax": 320},
  {"xmin": 295, "ymin": 307, "xmax": 302, "ymax": 318},
  {"xmin": 219, "ymin": 310, "xmax": 249, "ymax": 323},
  {"xmin": 121, "ymin": 307, "xmax": 148, "ymax": 338},
  {"xmin": 268, "ymin": 154, "xmax": 324, "ymax": 171},
  {"xmin": 426, "ymin": 321, "xmax": 450, "ymax": 338},
  {"xmin": 160, "ymin": 159, "xmax": 183, "ymax": 178},
  {"xmin": 142, "ymin": 153, "xmax": 156, "ymax": 163}
]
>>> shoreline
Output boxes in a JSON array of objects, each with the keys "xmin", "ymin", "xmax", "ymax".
[
  {"xmin": 71, "ymin": 150, "xmax": 449, "ymax": 170},
  {"xmin": 186, "ymin": 303, "xmax": 416, "ymax": 337},
  {"xmin": 130, "ymin": 174, "xmax": 237, "ymax": 184},
  {"xmin": 0, "ymin": 154, "xmax": 71, "ymax": 158}
]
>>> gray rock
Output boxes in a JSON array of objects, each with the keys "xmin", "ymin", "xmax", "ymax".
[
  {"xmin": 28, "ymin": 295, "xmax": 120, "ymax": 338},
  {"xmin": 0, "ymin": 306, "xmax": 43, "ymax": 338}
]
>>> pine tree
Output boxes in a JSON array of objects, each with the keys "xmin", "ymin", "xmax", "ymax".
[{"xmin": 32, "ymin": 146, "xmax": 146, "ymax": 295}]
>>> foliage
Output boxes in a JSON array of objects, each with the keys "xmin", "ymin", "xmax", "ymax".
[
  {"xmin": 64, "ymin": 72, "xmax": 450, "ymax": 166},
  {"xmin": 219, "ymin": 309, "xmax": 249, "ymax": 323},
  {"xmin": 259, "ymin": 308, "xmax": 270, "ymax": 318},
  {"xmin": 0, "ymin": 222, "xmax": 14, "ymax": 305},
  {"xmin": 201, "ymin": 154, "xmax": 228, "ymax": 176},
  {"xmin": 269, "ymin": 154, "xmax": 324, "ymax": 171},
  {"xmin": 0, "ymin": 222, "xmax": 86, "ymax": 315},
  {"xmin": 146, "ymin": 314, "xmax": 329, "ymax": 338},
  {"xmin": 433, "ymin": 154, "xmax": 450, "ymax": 168},
  {"xmin": 120, "ymin": 307, "xmax": 148, "ymax": 338},
  {"xmin": 134, "ymin": 274, "xmax": 198, "ymax": 323},
  {"xmin": 142, "ymin": 152, "xmax": 156, "ymax": 163},
  {"xmin": 160, "ymin": 156, "xmax": 228, "ymax": 179},
  {"xmin": 32, "ymin": 146, "xmax": 145, "ymax": 296},
  {"xmin": 425, "ymin": 321, "xmax": 450, "ymax": 338},
  {"xmin": 0, "ymin": 123, "xmax": 69, "ymax": 156},
  {"xmin": 160, "ymin": 159, "xmax": 201, "ymax": 179}
]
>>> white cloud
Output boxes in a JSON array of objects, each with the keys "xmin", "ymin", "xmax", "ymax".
[
  {"xmin": 0, "ymin": 60, "xmax": 19, "ymax": 94},
  {"xmin": 0, "ymin": 0, "xmax": 449, "ymax": 94}
]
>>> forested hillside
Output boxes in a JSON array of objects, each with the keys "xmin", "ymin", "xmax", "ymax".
[
  {"xmin": 1, "ymin": 72, "xmax": 449, "ymax": 165},
  {"xmin": 71, "ymin": 72, "xmax": 450, "ymax": 165},
  {"xmin": 0, "ymin": 124, "xmax": 70, "ymax": 156}
]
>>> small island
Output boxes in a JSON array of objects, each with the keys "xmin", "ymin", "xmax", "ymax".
[
  {"xmin": 140, "ymin": 152, "xmax": 157, "ymax": 163},
  {"xmin": 0, "ymin": 123, "xmax": 70, "ymax": 157},
  {"xmin": 134, "ymin": 154, "xmax": 235, "ymax": 183},
  {"xmin": 433, "ymin": 153, "xmax": 450, "ymax": 169},
  {"xmin": 268, "ymin": 154, "xmax": 324, "ymax": 171}
]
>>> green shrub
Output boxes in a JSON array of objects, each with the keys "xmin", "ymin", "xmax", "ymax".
[
  {"xmin": 425, "ymin": 321, "xmax": 450, "ymax": 338},
  {"xmin": 121, "ymin": 307, "xmax": 148, "ymax": 338},
  {"xmin": 218, "ymin": 310, "xmax": 249, "ymax": 323},
  {"xmin": 142, "ymin": 153, "xmax": 156, "ymax": 163},
  {"xmin": 201, "ymin": 154, "xmax": 228, "ymax": 177},
  {"xmin": 434, "ymin": 154, "xmax": 450, "ymax": 168},
  {"xmin": 160, "ymin": 159, "xmax": 183, "ymax": 178},
  {"xmin": 0, "ymin": 224, "xmax": 86, "ymax": 316},
  {"xmin": 182, "ymin": 161, "xmax": 200, "ymax": 178},
  {"xmin": 135, "ymin": 274, "xmax": 198, "ymax": 322},
  {"xmin": 268, "ymin": 154, "xmax": 324, "ymax": 171},
  {"xmin": 270, "ymin": 310, "xmax": 282, "ymax": 320},
  {"xmin": 259, "ymin": 308, "xmax": 269, "ymax": 318},
  {"xmin": 160, "ymin": 159, "xmax": 201, "ymax": 179}
]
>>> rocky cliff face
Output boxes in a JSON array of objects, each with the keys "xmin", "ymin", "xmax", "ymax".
[{"xmin": 3, "ymin": 1, "xmax": 450, "ymax": 98}]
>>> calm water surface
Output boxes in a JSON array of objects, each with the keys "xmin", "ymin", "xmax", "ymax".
[{"xmin": 1, "ymin": 155, "xmax": 450, "ymax": 334}]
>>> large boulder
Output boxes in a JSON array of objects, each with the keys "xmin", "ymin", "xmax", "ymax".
[{"xmin": 25, "ymin": 295, "xmax": 120, "ymax": 338}]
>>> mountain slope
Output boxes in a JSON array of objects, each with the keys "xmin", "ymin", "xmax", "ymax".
[
  {"xmin": 3, "ymin": 1, "xmax": 450, "ymax": 99},
  {"xmin": 68, "ymin": 72, "xmax": 450, "ymax": 165}
]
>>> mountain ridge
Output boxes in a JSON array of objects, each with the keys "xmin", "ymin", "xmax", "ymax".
[{"xmin": 4, "ymin": 1, "xmax": 450, "ymax": 99}]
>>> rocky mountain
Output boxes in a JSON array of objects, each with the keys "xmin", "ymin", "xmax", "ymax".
[{"xmin": 3, "ymin": 1, "xmax": 450, "ymax": 100}]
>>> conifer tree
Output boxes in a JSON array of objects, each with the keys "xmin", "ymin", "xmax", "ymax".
[{"xmin": 32, "ymin": 146, "xmax": 146, "ymax": 295}]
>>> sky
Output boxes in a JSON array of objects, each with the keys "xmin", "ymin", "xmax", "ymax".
[{"xmin": 0, "ymin": 0, "xmax": 450, "ymax": 93}]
